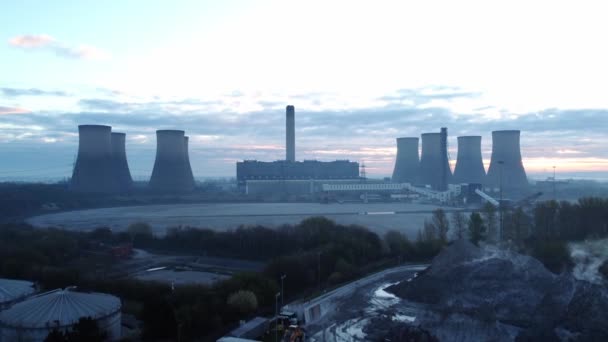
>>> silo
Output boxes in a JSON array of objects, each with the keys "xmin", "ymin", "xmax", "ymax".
[
  {"xmin": 111, "ymin": 132, "xmax": 133, "ymax": 192},
  {"xmin": 70, "ymin": 125, "xmax": 118, "ymax": 193},
  {"xmin": 453, "ymin": 136, "xmax": 486, "ymax": 184},
  {"xmin": 0, "ymin": 278, "xmax": 36, "ymax": 310},
  {"xmin": 0, "ymin": 288, "xmax": 121, "ymax": 341},
  {"xmin": 419, "ymin": 132, "xmax": 452, "ymax": 190},
  {"xmin": 183, "ymin": 136, "xmax": 196, "ymax": 188},
  {"xmin": 391, "ymin": 137, "xmax": 420, "ymax": 183},
  {"xmin": 149, "ymin": 130, "xmax": 195, "ymax": 192},
  {"xmin": 486, "ymin": 130, "xmax": 529, "ymax": 191}
]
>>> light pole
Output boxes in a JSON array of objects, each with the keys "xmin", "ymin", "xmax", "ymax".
[
  {"xmin": 552, "ymin": 165, "xmax": 556, "ymax": 200},
  {"xmin": 275, "ymin": 292, "xmax": 281, "ymax": 342},
  {"xmin": 498, "ymin": 160, "xmax": 504, "ymax": 243},
  {"xmin": 280, "ymin": 274, "xmax": 286, "ymax": 309}
]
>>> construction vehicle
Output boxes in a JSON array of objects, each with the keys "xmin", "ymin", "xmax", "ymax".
[{"xmin": 282, "ymin": 325, "xmax": 305, "ymax": 342}]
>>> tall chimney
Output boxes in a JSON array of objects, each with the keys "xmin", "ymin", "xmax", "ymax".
[
  {"xmin": 453, "ymin": 136, "xmax": 486, "ymax": 184},
  {"xmin": 111, "ymin": 132, "xmax": 133, "ymax": 192},
  {"xmin": 486, "ymin": 130, "xmax": 528, "ymax": 192},
  {"xmin": 286, "ymin": 105, "xmax": 295, "ymax": 162},
  {"xmin": 149, "ymin": 130, "xmax": 194, "ymax": 192},
  {"xmin": 70, "ymin": 125, "xmax": 118, "ymax": 193},
  {"xmin": 419, "ymin": 132, "xmax": 452, "ymax": 190},
  {"xmin": 391, "ymin": 137, "xmax": 420, "ymax": 183}
]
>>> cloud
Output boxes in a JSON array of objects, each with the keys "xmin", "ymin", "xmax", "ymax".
[
  {"xmin": 1, "ymin": 87, "xmax": 69, "ymax": 97},
  {"xmin": 8, "ymin": 34, "xmax": 109, "ymax": 60},
  {"xmin": 0, "ymin": 106, "xmax": 29, "ymax": 115}
]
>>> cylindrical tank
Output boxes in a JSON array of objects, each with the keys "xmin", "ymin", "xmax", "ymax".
[
  {"xmin": 453, "ymin": 136, "xmax": 486, "ymax": 184},
  {"xmin": 419, "ymin": 132, "xmax": 452, "ymax": 190},
  {"xmin": 111, "ymin": 132, "xmax": 133, "ymax": 192},
  {"xmin": 0, "ymin": 288, "xmax": 121, "ymax": 341},
  {"xmin": 149, "ymin": 130, "xmax": 195, "ymax": 192},
  {"xmin": 391, "ymin": 137, "xmax": 420, "ymax": 183},
  {"xmin": 486, "ymin": 130, "xmax": 529, "ymax": 191},
  {"xmin": 286, "ymin": 105, "xmax": 295, "ymax": 162},
  {"xmin": 70, "ymin": 125, "xmax": 118, "ymax": 193},
  {"xmin": 0, "ymin": 278, "xmax": 36, "ymax": 310}
]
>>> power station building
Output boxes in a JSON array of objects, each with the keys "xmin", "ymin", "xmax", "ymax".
[
  {"xmin": 70, "ymin": 125, "xmax": 133, "ymax": 193},
  {"xmin": 236, "ymin": 105, "xmax": 360, "ymax": 191},
  {"xmin": 149, "ymin": 130, "xmax": 196, "ymax": 192}
]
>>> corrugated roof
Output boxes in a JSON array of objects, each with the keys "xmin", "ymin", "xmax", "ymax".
[
  {"xmin": 0, "ymin": 278, "xmax": 36, "ymax": 304},
  {"xmin": 0, "ymin": 288, "xmax": 121, "ymax": 329}
]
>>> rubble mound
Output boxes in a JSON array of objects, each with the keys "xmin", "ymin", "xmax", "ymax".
[{"xmin": 388, "ymin": 240, "xmax": 608, "ymax": 341}]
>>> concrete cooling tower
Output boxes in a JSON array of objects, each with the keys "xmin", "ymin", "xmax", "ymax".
[
  {"xmin": 419, "ymin": 131, "xmax": 452, "ymax": 190},
  {"xmin": 70, "ymin": 125, "xmax": 118, "ymax": 193},
  {"xmin": 391, "ymin": 137, "xmax": 420, "ymax": 183},
  {"xmin": 111, "ymin": 132, "xmax": 133, "ymax": 192},
  {"xmin": 149, "ymin": 130, "xmax": 195, "ymax": 192},
  {"xmin": 183, "ymin": 136, "xmax": 196, "ymax": 189},
  {"xmin": 453, "ymin": 136, "xmax": 486, "ymax": 184},
  {"xmin": 486, "ymin": 130, "xmax": 529, "ymax": 191}
]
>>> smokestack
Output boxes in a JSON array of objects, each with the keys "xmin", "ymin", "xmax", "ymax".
[
  {"xmin": 486, "ymin": 130, "xmax": 529, "ymax": 191},
  {"xmin": 183, "ymin": 136, "xmax": 195, "ymax": 189},
  {"xmin": 149, "ymin": 130, "xmax": 195, "ymax": 192},
  {"xmin": 70, "ymin": 125, "xmax": 118, "ymax": 193},
  {"xmin": 391, "ymin": 137, "xmax": 420, "ymax": 183},
  {"xmin": 453, "ymin": 136, "xmax": 486, "ymax": 184},
  {"xmin": 286, "ymin": 105, "xmax": 295, "ymax": 162},
  {"xmin": 111, "ymin": 132, "xmax": 133, "ymax": 192},
  {"xmin": 419, "ymin": 132, "xmax": 452, "ymax": 190}
]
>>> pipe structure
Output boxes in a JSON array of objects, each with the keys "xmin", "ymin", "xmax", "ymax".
[
  {"xmin": 286, "ymin": 105, "xmax": 295, "ymax": 162},
  {"xmin": 453, "ymin": 136, "xmax": 486, "ymax": 184},
  {"xmin": 486, "ymin": 130, "xmax": 529, "ymax": 191},
  {"xmin": 391, "ymin": 137, "xmax": 420, "ymax": 183},
  {"xmin": 419, "ymin": 132, "xmax": 452, "ymax": 190},
  {"xmin": 111, "ymin": 132, "xmax": 133, "ymax": 192},
  {"xmin": 149, "ymin": 130, "xmax": 195, "ymax": 192},
  {"xmin": 183, "ymin": 136, "xmax": 196, "ymax": 189},
  {"xmin": 70, "ymin": 125, "xmax": 118, "ymax": 193}
]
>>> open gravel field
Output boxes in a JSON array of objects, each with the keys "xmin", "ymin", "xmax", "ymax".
[{"xmin": 27, "ymin": 202, "xmax": 443, "ymax": 239}]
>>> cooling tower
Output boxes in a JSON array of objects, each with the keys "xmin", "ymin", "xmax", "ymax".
[
  {"xmin": 419, "ymin": 132, "xmax": 452, "ymax": 190},
  {"xmin": 453, "ymin": 136, "xmax": 486, "ymax": 184},
  {"xmin": 183, "ymin": 136, "xmax": 196, "ymax": 189},
  {"xmin": 70, "ymin": 125, "xmax": 118, "ymax": 193},
  {"xmin": 486, "ymin": 130, "xmax": 529, "ymax": 190},
  {"xmin": 111, "ymin": 132, "xmax": 133, "ymax": 192},
  {"xmin": 391, "ymin": 137, "xmax": 420, "ymax": 183},
  {"xmin": 286, "ymin": 105, "xmax": 295, "ymax": 162},
  {"xmin": 149, "ymin": 130, "xmax": 195, "ymax": 192}
]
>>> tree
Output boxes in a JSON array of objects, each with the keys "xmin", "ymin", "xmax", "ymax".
[
  {"xmin": 127, "ymin": 222, "xmax": 153, "ymax": 243},
  {"xmin": 451, "ymin": 211, "xmax": 468, "ymax": 240},
  {"xmin": 481, "ymin": 203, "xmax": 498, "ymax": 243},
  {"xmin": 65, "ymin": 317, "xmax": 107, "ymax": 342},
  {"xmin": 503, "ymin": 207, "xmax": 531, "ymax": 243},
  {"xmin": 227, "ymin": 290, "xmax": 258, "ymax": 315},
  {"xmin": 468, "ymin": 212, "xmax": 486, "ymax": 246},
  {"xmin": 431, "ymin": 209, "xmax": 450, "ymax": 244},
  {"xmin": 141, "ymin": 296, "xmax": 178, "ymax": 340},
  {"xmin": 384, "ymin": 230, "xmax": 413, "ymax": 258}
]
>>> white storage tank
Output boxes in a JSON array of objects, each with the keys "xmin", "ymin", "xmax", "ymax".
[
  {"xmin": 0, "ymin": 278, "xmax": 36, "ymax": 310},
  {"xmin": 0, "ymin": 287, "xmax": 121, "ymax": 341}
]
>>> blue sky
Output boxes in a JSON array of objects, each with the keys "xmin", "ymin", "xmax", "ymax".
[{"xmin": 1, "ymin": 0, "xmax": 608, "ymax": 181}]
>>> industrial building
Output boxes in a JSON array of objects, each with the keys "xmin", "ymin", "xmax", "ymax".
[
  {"xmin": 70, "ymin": 125, "xmax": 133, "ymax": 193},
  {"xmin": 0, "ymin": 287, "xmax": 121, "ymax": 341},
  {"xmin": 236, "ymin": 106, "xmax": 360, "ymax": 192},
  {"xmin": 391, "ymin": 137, "xmax": 420, "ymax": 184},
  {"xmin": 486, "ymin": 130, "xmax": 529, "ymax": 192},
  {"xmin": 453, "ymin": 136, "xmax": 486, "ymax": 184},
  {"xmin": 149, "ymin": 129, "xmax": 196, "ymax": 192},
  {"xmin": 0, "ymin": 278, "xmax": 36, "ymax": 310},
  {"xmin": 419, "ymin": 128, "xmax": 452, "ymax": 191}
]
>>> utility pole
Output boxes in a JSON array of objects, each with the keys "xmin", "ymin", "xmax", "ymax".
[
  {"xmin": 553, "ymin": 165, "xmax": 556, "ymax": 200},
  {"xmin": 280, "ymin": 274, "xmax": 286, "ymax": 309}
]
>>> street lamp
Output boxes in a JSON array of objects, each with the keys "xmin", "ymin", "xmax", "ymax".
[
  {"xmin": 553, "ymin": 165, "xmax": 556, "ymax": 200},
  {"xmin": 280, "ymin": 274, "xmax": 286, "ymax": 309},
  {"xmin": 275, "ymin": 292, "xmax": 281, "ymax": 342},
  {"xmin": 498, "ymin": 160, "xmax": 504, "ymax": 243}
]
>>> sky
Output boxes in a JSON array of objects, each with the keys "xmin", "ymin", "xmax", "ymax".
[{"xmin": 1, "ymin": 0, "xmax": 608, "ymax": 181}]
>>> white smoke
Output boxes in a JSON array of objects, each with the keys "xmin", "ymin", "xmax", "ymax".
[{"xmin": 569, "ymin": 239, "xmax": 608, "ymax": 285}]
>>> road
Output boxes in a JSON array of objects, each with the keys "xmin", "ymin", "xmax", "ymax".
[{"xmin": 286, "ymin": 264, "xmax": 429, "ymax": 341}]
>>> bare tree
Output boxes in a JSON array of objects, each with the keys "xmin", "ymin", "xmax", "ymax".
[
  {"xmin": 451, "ymin": 211, "xmax": 468, "ymax": 240},
  {"xmin": 432, "ymin": 208, "xmax": 450, "ymax": 244}
]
